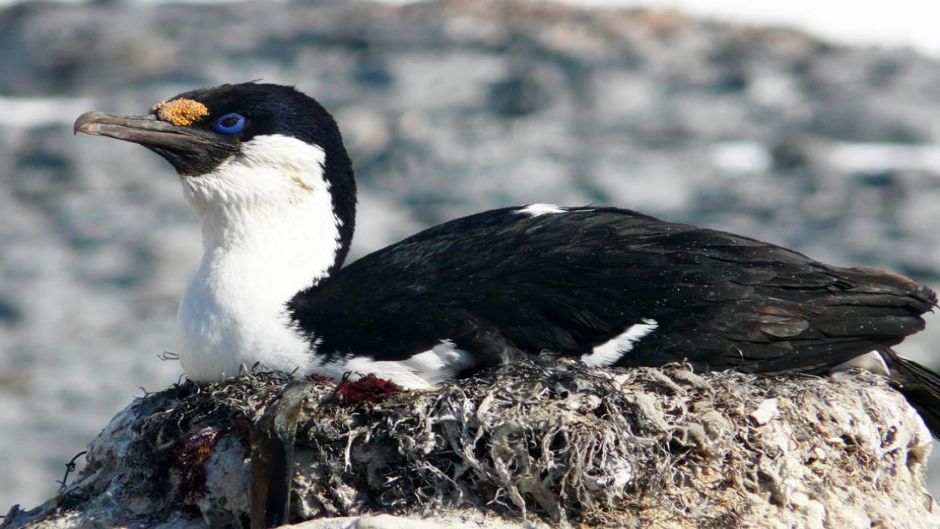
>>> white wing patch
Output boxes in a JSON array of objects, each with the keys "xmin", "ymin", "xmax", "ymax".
[
  {"xmin": 516, "ymin": 203, "xmax": 566, "ymax": 217},
  {"xmin": 316, "ymin": 340, "xmax": 477, "ymax": 389},
  {"xmin": 830, "ymin": 350, "xmax": 890, "ymax": 376},
  {"xmin": 582, "ymin": 319, "xmax": 659, "ymax": 367}
]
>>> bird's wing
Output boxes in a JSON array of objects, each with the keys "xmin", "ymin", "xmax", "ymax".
[{"xmin": 288, "ymin": 206, "xmax": 936, "ymax": 375}]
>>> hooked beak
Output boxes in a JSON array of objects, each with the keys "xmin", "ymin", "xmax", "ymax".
[{"xmin": 73, "ymin": 112, "xmax": 238, "ymax": 175}]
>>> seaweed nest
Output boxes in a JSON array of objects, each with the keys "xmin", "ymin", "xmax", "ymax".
[{"xmin": 4, "ymin": 360, "xmax": 937, "ymax": 529}]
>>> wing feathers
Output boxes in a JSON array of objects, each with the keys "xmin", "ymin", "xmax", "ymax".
[{"xmin": 290, "ymin": 207, "xmax": 935, "ymax": 377}]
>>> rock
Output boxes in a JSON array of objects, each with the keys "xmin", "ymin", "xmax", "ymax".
[
  {"xmin": 2, "ymin": 362, "xmax": 937, "ymax": 529},
  {"xmin": 750, "ymin": 398, "xmax": 779, "ymax": 425}
]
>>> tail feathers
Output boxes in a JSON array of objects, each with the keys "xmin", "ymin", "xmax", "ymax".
[
  {"xmin": 843, "ymin": 266, "xmax": 938, "ymax": 313},
  {"xmin": 883, "ymin": 349, "xmax": 940, "ymax": 438}
]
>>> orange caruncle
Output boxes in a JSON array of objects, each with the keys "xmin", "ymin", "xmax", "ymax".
[{"xmin": 152, "ymin": 98, "xmax": 210, "ymax": 126}]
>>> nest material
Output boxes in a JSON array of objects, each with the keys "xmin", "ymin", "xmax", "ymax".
[
  {"xmin": 3, "ymin": 361, "xmax": 937, "ymax": 529},
  {"xmin": 293, "ymin": 361, "xmax": 715, "ymax": 526},
  {"xmin": 288, "ymin": 361, "xmax": 936, "ymax": 528}
]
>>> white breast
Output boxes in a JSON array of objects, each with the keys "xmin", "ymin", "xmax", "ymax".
[
  {"xmin": 314, "ymin": 340, "xmax": 478, "ymax": 390},
  {"xmin": 177, "ymin": 135, "xmax": 339, "ymax": 382},
  {"xmin": 177, "ymin": 238, "xmax": 319, "ymax": 381}
]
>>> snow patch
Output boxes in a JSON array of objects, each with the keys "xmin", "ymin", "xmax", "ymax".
[
  {"xmin": 0, "ymin": 96, "xmax": 91, "ymax": 128},
  {"xmin": 827, "ymin": 143, "xmax": 940, "ymax": 173},
  {"xmin": 710, "ymin": 142, "xmax": 772, "ymax": 175}
]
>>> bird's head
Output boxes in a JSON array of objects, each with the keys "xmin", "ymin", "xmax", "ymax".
[{"xmin": 74, "ymin": 82, "xmax": 356, "ymax": 263}]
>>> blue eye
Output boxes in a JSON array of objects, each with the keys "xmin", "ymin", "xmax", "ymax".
[{"xmin": 212, "ymin": 113, "xmax": 246, "ymax": 135}]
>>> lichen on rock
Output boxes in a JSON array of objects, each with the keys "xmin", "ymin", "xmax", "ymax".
[{"xmin": 2, "ymin": 361, "xmax": 938, "ymax": 529}]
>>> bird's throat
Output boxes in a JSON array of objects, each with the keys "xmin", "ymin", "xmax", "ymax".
[
  {"xmin": 177, "ymin": 196, "xmax": 342, "ymax": 381},
  {"xmin": 175, "ymin": 137, "xmax": 347, "ymax": 381}
]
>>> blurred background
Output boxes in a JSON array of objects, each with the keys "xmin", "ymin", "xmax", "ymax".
[{"xmin": 3, "ymin": 0, "xmax": 940, "ymax": 511}]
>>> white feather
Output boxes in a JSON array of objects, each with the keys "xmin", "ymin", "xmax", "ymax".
[
  {"xmin": 316, "ymin": 340, "xmax": 477, "ymax": 389},
  {"xmin": 177, "ymin": 134, "xmax": 338, "ymax": 382},
  {"xmin": 516, "ymin": 203, "xmax": 566, "ymax": 216},
  {"xmin": 582, "ymin": 319, "xmax": 659, "ymax": 367},
  {"xmin": 831, "ymin": 351, "xmax": 890, "ymax": 376}
]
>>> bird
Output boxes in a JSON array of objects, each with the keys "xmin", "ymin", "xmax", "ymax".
[{"xmin": 74, "ymin": 82, "xmax": 940, "ymax": 433}]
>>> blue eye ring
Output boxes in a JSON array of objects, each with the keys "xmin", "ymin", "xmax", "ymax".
[{"xmin": 212, "ymin": 113, "xmax": 246, "ymax": 135}]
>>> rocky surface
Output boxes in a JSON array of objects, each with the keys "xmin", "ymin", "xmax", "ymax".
[
  {"xmin": 3, "ymin": 0, "xmax": 940, "ymax": 510},
  {"xmin": 2, "ymin": 363, "xmax": 937, "ymax": 529}
]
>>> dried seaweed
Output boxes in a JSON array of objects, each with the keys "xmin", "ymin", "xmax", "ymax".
[
  {"xmin": 9, "ymin": 360, "xmax": 934, "ymax": 529},
  {"xmin": 278, "ymin": 360, "xmax": 907, "ymax": 527}
]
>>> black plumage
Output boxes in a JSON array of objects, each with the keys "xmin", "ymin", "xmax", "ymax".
[{"xmin": 289, "ymin": 206, "xmax": 935, "ymax": 375}]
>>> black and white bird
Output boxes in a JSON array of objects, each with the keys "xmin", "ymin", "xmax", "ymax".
[{"xmin": 74, "ymin": 83, "xmax": 940, "ymax": 431}]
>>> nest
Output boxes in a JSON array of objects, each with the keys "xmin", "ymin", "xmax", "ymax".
[
  {"xmin": 288, "ymin": 361, "xmax": 744, "ymax": 527},
  {"xmin": 7, "ymin": 360, "xmax": 935, "ymax": 529}
]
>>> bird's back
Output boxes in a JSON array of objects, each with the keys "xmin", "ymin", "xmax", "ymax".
[{"xmin": 288, "ymin": 206, "xmax": 937, "ymax": 376}]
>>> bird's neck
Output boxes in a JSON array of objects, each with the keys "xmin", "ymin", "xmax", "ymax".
[
  {"xmin": 181, "ymin": 135, "xmax": 355, "ymax": 296},
  {"xmin": 196, "ymin": 197, "xmax": 344, "ymax": 290},
  {"xmin": 175, "ymin": 137, "xmax": 355, "ymax": 380}
]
